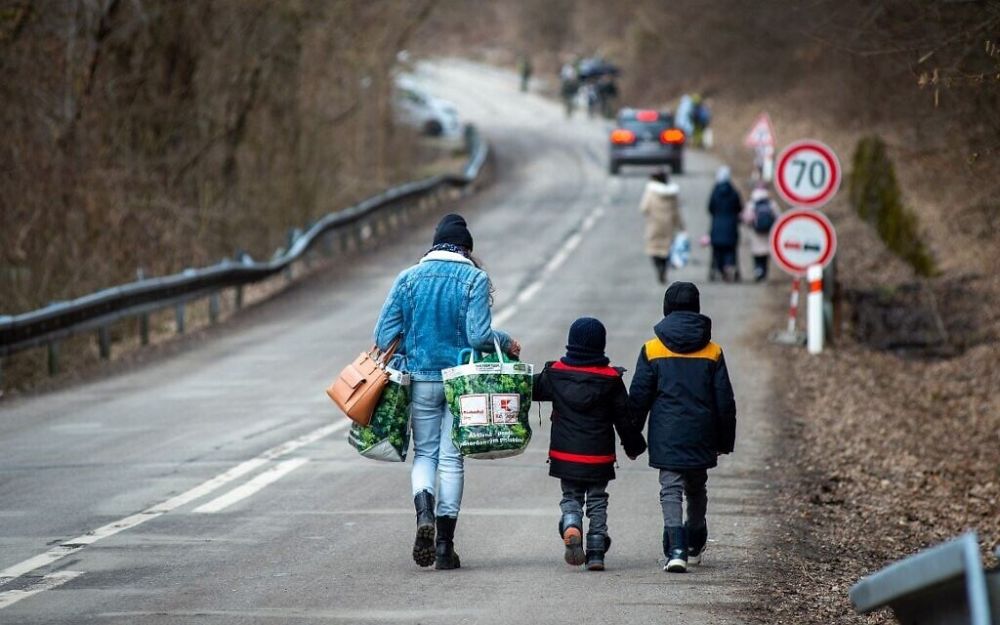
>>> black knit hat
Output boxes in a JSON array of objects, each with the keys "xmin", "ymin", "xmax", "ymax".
[
  {"xmin": 562, "ymin": 317, "xmax": 610, "ymax": 367},
  {"xmin": 663, "ymin": 282, "xmax": 701, "ymax": 316},
  {"xmin": 433, "ymin": 213, "xmax": 473, "ymax": 250}
]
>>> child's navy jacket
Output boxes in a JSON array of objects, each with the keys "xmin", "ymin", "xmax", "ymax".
[
  {"xmin": 628, "ymin": 311, "xmax": 737, "ymax": 470},
  {"xmin": 533, "ymin": 361, "xmax": 647, "ymax": 483}
]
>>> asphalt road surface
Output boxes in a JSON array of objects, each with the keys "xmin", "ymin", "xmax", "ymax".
[{"xmin": 0, "ymin": 61, "xmax": 777, "ymax": 624}]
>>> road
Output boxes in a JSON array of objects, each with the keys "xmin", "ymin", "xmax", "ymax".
[{"xmin": 0, "ymin": 61, "xmax": 777, "ymax": 624}]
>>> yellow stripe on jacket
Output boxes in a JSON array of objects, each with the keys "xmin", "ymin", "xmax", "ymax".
[{"xmin": 644, "ymin": 338, "xmax": 722, "ymax": 362}]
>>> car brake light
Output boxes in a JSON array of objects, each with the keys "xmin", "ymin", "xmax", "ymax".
[
  {"xmin": 635, "ymin": 109, "xmax": 659, "ymax": 122},
  {"xmin": 610, "ymin": 129, "xmax": 636, "ymax": 144},
  {"xmin": 660, "ymin": 128, "xmax": 685, "ymax": 144}
]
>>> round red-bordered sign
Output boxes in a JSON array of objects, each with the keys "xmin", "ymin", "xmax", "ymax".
[
  {"xmin": 775, "ymin": 140, "xmax": 841, "ymax": 208},
  {"xmin": 769, "ymin": 209, "xmax": 838, "ymax": 276}
]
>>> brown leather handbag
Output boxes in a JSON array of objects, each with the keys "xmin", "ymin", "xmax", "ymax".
[{"xmin": 326, "ymin": 338, "xmax": 400, "ymax": 426}]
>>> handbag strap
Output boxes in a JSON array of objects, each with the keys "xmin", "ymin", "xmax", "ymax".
[{"xmin": 372, "ymin": 337, "xmax": 401, "ymax": 365}]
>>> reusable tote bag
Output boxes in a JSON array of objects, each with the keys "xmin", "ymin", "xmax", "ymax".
[
  {"xmin": 442, "ymin": 339, "xmax": 533, "ymax": 459},
  {"xmin": 347, "ymin": 360, "xmax": 411, "ymax": 462}
]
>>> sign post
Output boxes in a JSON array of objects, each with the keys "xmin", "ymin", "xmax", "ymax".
[{"xmin": 769, "ymin": 208, "xmax": 838, "ymax": 347}]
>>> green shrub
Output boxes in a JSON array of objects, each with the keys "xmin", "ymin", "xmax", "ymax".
[{"xmin": 850, "ymin": 136, "xmax": 936, "ymax": 276}]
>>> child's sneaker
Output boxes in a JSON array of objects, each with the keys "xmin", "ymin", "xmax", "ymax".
[
  {"xmin": 662, "ymin": 526, "xmax": 688, "ymax": 573},
  {"xmin": 560, "ymin": 514, "xmax": 585, "ymax": 566},
  {"xmin": 687, "ymin": 522, "xmax": 708, "ymax": 565}
]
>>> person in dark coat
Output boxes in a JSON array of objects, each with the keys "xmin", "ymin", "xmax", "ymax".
[
  {"xmin": 533, "ymin": 317, "xmax": 647, "ymax": 571},
  {"xmin": 708, "ymin": 166, "xmax": 743, "ymax": 282},
  {"xmin": 627, "ymin": 282, "xmax": 737, "ymax": 573}
]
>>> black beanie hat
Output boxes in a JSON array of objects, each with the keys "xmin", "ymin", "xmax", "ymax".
[
  {"xmin": 663, "ymin": 282, "xmax": 701, "ymax": 316},
  {"xmin": 562, "ymin": 317, "xmax": 610, "ymax": 367},
  {"xmin": 433, "ymin": 213, "xmax": 473, "ymax": 250}
]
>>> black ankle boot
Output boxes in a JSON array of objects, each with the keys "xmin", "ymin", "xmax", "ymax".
[
  {"xmin": 435, "ymin": 516, "xmax": 461, "ymax": 570},
  {"xmin": 662, "ymin": 526, "xmax": 688, "ymax": 573},
  {"xmin": 412, "ymin": 491, "xmax": 435, "ymax": 567},
  {"xmin": 585, "ymin": 534, "xmax": 609, "ymax": 571},
  {"xmin": 686, "ymin": 521, "xmax": 708, "ymax": 565},
  {"xmin": 559, "ymin": 513, "xmax": 585, "ymax": 566}
]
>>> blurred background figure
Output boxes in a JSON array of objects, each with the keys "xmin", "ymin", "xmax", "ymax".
[
  {"xmin": 560, "ymin": 61, "xmax": 578, "ymax": 117},
  {"xmin": 691, "ymin": 94, "xmax": 712, "ymax": 148},
  {"xmin": 708, "ymin": 166, "xmax": 743, "ymax": 282},
  {"xmin": 675, "ymin": 94, "xmax": 694, "ymax": 137},
  {"xmin": 639, "ymin": 170, "xmax": 684, "ymax": 284},
  {"xmin": 518, "ymin": 54, "xmax": 533, "ymax": 92},
  {"xmin": 742, "ymin": 186, "xmax": 780, "ymax": 282}
]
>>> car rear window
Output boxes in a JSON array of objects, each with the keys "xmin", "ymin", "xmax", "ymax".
[{"xmin": 621, "ymin": 119, "xmax": 671, "ymax": 134}]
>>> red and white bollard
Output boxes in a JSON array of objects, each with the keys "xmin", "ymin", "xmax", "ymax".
[
  {"xmin": 787, "ymin": 277, "xmax": 801, "ymax": 335},
  {"xmin": 807, "ymin": 264, "xmax": 823, "ymax": 354}
]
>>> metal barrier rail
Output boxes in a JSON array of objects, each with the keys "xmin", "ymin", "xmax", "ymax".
[
  {"xmin": 0, "ymin": 127, "xmax": 489, "ymax": 370},
  {"xmin": 850, "ymin": 532, "xmax": 1000, "ymax": 624}
]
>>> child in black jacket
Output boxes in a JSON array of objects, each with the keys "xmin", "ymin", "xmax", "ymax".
[
  {"xmin": 533, "ymin": 317, "xmax": 647, "ymax": 570},
  {"xmin": 628, "ymin": 282, "xmax": 737, "ymax": 573}
]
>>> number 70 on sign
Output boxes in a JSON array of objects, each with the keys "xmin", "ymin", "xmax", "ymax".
[{"xmin": 775, "ymin": 140, "xmax": 842, "ymax": 209}]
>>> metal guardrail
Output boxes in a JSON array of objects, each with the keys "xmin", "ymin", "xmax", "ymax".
[
  {"xmin": 0, "ymin": 126, "xmax": 489, "ymax": 373},
  {"xmin": 850, "ymin": 532, "xmax": 1000, "ymax": 624}
]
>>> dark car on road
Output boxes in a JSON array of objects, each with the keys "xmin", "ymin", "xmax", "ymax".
[{"xmin": 608, "ymin": 108, "xmax": 685, "ymax": 175}]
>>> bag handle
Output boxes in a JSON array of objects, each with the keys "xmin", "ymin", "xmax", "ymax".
[
  {"xmin": 492, "ymin": 335, "xmax": 507, "ymax": 364},
  {"xmin": 456, "ymin": 334, "xmax": 508, "ymax": 366},
  {"xmin": 371, "ymin": 337, "xmax": 401, "ymax": 366}
]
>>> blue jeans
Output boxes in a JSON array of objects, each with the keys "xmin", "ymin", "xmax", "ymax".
[{"xmin": 410, "ymin": 381, "xmax": 464, "ymax": 517}]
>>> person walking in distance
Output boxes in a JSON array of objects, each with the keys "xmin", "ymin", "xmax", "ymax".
[
  {"xmin": 533, "ymin": 318, "xmax": 646, "ymax": 570},
  {"xmin": 639, "ymin": 170, "xmax": 684, "ymax": 284},
  {"xmin": 374, "ymin": 214, "xmax": 521, "ymax": 570},
  {"xmin": 742, "ymin": 185, "xmax": 780, "ymax": 282},
  {"xmin": 708, "ymin": 166, "xmax": 743, "ymax": 282},
  {"xmin": 627, "ymin": 282, "xmax": 737, "ymax": 573}
]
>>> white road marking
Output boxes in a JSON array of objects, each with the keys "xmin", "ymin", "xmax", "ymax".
[
  {"xmin": 0, "ymin": 421, "xmax": 346, "ymax": 586},
  {"xmin": 0, "ymin": 571, "xmax": 83, "ymax": 610},
  {"xmin": 193, "ymin": 458, "xmax": 310, "ymax": 514},
  {"xmin": 493, "ymin": 205, "xmax": 605, "ymax": 327}
]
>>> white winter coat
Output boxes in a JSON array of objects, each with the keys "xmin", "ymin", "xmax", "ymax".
[{"xmin": 639, "ymin": 180, "xmax": 684, "ymax": 257}]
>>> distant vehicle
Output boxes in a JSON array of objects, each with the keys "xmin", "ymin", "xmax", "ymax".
[
  {"xmin": 608, "ymin": 108, "xmax": 686, "ymax": 175},
  {"xmin": 394, "ymin": 76, "xmax": 461, "ymax": 137}
]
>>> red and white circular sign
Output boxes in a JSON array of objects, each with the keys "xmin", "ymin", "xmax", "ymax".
[
  {"xmin": 769, "ymin": 209, "xmax": 838, "ymax": 276},
  {"xmin": 775, "ymin": 140, "xmax": 841, "ymax": 208}
]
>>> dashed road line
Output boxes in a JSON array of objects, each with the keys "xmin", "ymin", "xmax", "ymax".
[
  {"xmin": 494, "ymin": 204, "xmax": 606, "ymax": 327},
  {"xmin": 0, "ymin": 571, "xmax": 83, "ymax": 610},
  {"xmin": 0, "ymin": 421, "xmax": 346, "ymax": 590},
  {"xmin": 194, "ymin": 458, "xmax": 310, "ymax": 514}
]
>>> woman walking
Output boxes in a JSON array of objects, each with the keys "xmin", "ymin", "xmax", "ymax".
[
  {"xmin": 639, "ymin": 170, "xmax": 684, "ymax": 284},
  {"xmin": 707, "ymin": 166, "xmax": 743, "ymax": 282},
  {"xmin": 373, "ymin": 214, "xmax": 520, "ymax": 570}
]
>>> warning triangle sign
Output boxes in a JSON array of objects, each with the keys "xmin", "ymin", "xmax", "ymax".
[{"xmin": 744, "ymin": 113, "xmax": 775, "ymax": 148}]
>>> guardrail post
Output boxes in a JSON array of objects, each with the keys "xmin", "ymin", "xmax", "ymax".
[
  {"xmin": 235, "ymin": 285, "xmax": 244, "ymax": 310},
  {"xmin": 209, "ymin": 293, "xmax": 220, "ymax": 325},
  {"xmin": 139, "ymin": 314, "xmax": 150, "ymax": 345},
  {"xmin": 175, "ymin": 304, "xmax": 185, "ymax": 334},
  {"xmin": 48, "ymin": 342, "xmax": 59, "ymax": 376},
  {"xmin": 97, "ymin": 326, "xmax": 111, "ymax": 360},
  {"xmin": 0, "ymin": 357, "xmax": 5, "ymax": 396},
  {"xmin": 322, "ymin": 232, "xmax": 333, "ymax": 257}
]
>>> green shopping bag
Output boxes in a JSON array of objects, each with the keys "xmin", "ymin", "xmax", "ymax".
[
  {"xmin": 442, "ymin": 339, "xmax": 533, "ymax": 459},
  {"xmin": 347, "ymin": 364, "xmax": 411, "ymax": 462}
]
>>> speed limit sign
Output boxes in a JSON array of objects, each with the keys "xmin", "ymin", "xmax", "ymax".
[{"xmin": 775, "ymin": 140, "xmax": 841, "ymax": 208}]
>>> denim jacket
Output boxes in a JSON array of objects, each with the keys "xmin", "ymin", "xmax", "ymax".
[{"xmin": 373, "ymin": 250, "xmax": 512, "ymax": 381}]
